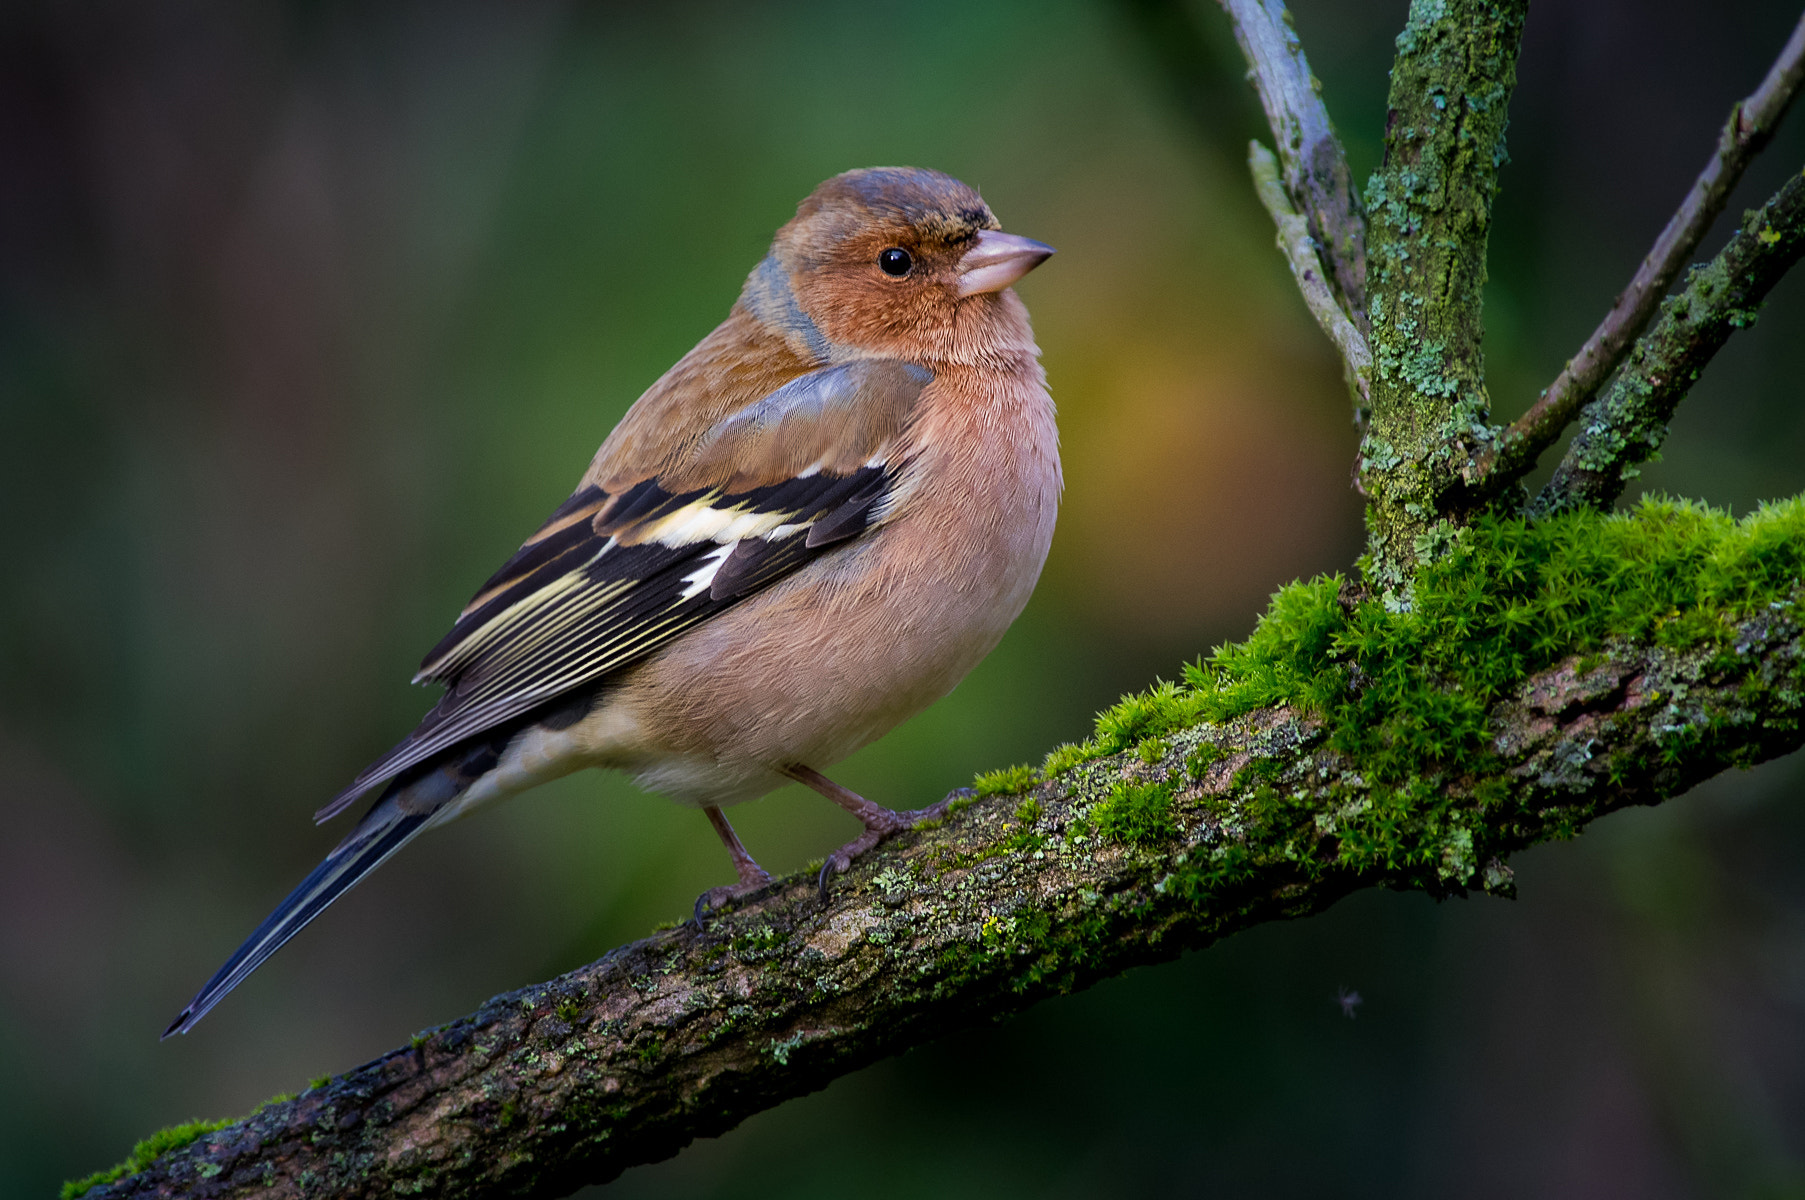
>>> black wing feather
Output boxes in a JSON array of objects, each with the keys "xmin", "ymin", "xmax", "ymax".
[
  {"xmin": 806, "ymin": 477, "xmax": 889, "ymax": 547},
  {"xmin": 318, "ymin": 464, "xmax": 896, "ymax": 819}
]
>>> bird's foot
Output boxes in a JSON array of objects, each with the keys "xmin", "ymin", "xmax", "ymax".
[
  {"xmin": 814, "ymin": 785, "xmax": 973, "ymax": 902},
  {"xmin": 693, "ymin": 866, "xmax": 776, "ymax": 925},
  {"xmin": 694, "ymin": 805, "xmax": 779, "ymax": 924}
]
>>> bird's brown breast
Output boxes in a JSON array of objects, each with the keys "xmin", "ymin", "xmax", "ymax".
[{"xmin": 605, "ymin": 346, "xmax": 1058, "ymax": 776}]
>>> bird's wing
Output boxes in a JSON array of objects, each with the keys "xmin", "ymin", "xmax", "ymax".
[{"xmin": 316, "ymin": 358, "xmax": 931, "ymax": 820}]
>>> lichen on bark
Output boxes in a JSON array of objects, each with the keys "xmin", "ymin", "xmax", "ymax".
[{"xmin": 1359, "ymin": 0, "xmax": 1528, "ymax": 596}]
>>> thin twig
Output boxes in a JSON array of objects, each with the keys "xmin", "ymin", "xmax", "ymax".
[
  {"xmin": 1216, "ymin": 0, "xmax": 1368, "ymax": 335},
  {"xmin": 1249, "ymin": 141, "xmax": 1372, "ymax": 405},
  {"xmin": 1477, "ymin": 11, "xmax": 1805, "ymax": 495},
  {"xmin": 1531, "ymin": 166, "xmax": 1805, "ymax": 518}
]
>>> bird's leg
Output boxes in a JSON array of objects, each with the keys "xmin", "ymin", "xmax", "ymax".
[
  {"xmin": 782, "ymin": 764, "xmax": 962, "ymax": 900},
  {"xmin": 694, "ymin": 805, "xmax": 776, "ymax": 922}
]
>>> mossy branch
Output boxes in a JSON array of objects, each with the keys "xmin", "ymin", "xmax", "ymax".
[
  {"xmin": 77, "ymin": 499, "xmax": 1805, "ymax": 1200},
  {"xmin": 1530, "ymin": 167, "xmax": 1805, "ymax": 519},
  {"xmin": 1359, "ymin": 0, "xmax": 1526, "ymax": 594},
  {"xmin": 1477, "ymin": 14, "xmax": 1805, "ymax": 497}
]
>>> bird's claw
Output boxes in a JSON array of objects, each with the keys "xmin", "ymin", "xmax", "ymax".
[
  {"xmin": 815, "ymin": 786, "xmax": 970, "ymax": 904},
  {"xmin": 816, "ymin": 856, "xmax": 842, "ymax": 904},
  {"xmin": 815, "ymin": 826, "xmax": 884, "ymax": 904},
  {"xmin": 692, "ymin": 873, "xmax": 776, "ymax": 926}
]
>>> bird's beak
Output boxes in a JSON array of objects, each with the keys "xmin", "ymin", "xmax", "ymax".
[{"xmin": 956, "ymin": 230, "xmax": 1056, "ymax": 296}]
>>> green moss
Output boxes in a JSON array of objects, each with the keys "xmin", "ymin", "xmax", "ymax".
[
  {"xmin": 1011, "ymin": 497, "xmax": 1805, "ymax": 883},
  {"xmin": 731, "ymin": 924, "xmax": 787, "ymax": 956},
  {"xmin": 1041, "ymin": 741, "xmax": 1092, "ymax": 778},
  {"xmin": 1229, "ymin": 758, "xmax": 1284, "ymax": 792},
  {"xmin": 1003, "ymin": 830, "xmax": 1047, "ymax": 855},
  {"xmin": 973, "ymin": 764, "xmax": 1038, "ymax": 797},
  {"xmin": 942, "ymin": 812, "xmax": 1047, "ymax": 869},
  {"xmin": 1135, "ymin": 737, "xmax": 1170, "ymax": 764},
  {"xmin": 1184, "ymin": 742, "xmax": 1229, "ymax": 779},
  {"xmin": 1090, "ymin": 781, "xmax": 1177, "ymax": 846},
  {"xmin": 1092, "ymin": 680, "xmax": 1209, "ymax": 755},
  {"xmin": 62, "ymin": 1117, "xmax": 236, "ymax": 1198}
]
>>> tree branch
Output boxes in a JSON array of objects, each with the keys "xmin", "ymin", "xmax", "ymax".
[
  {"xmin": 80, "ymin": 500, "xmax": 1805, "ymax": 1200},
  {"xmin": 1358, "ymin": 0, "xmax": 1527, "ymax": 595},
  {"xmin": 1215, "ymin": 0, "xmax": 1368, "ymax": 336},
  {"xmin": 1476, "ymin": 13, "xmax": 1805, "ymax": 497},
  {"xmin": 1248, "ymin": 141, "xmax": 1372, "ymax": 405},
  {"xmin": 1530, "ymin": 166, "xmax": 1805, "ymax": 518}
]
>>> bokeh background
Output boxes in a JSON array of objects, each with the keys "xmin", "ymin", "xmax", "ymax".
[{"xmin": 4, "ymin": 1, "xmax": 1804, "ymax": 1195}]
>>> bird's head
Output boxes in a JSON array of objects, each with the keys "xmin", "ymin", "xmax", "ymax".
[{"xmin": 749, "ymin": 167, "xmax": 1054, "ymax": 363}]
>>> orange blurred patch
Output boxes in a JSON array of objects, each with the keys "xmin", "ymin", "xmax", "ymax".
[{"xmin": 1051, "ymin": 338, "xmax": 1359, "ymax": 642}]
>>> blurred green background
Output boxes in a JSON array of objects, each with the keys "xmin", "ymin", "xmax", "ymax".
[{"xmin": 3, "ymin": 1, "xmax": 1804, "ymax": 1195}]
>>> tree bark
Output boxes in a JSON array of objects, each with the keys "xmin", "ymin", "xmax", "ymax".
[{"xmin": 1358, "ymin": 0, "xmax": 1526, "ymax": 594}]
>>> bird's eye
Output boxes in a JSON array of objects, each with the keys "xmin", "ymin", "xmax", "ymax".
[{"xmin": 878, "ymin": 247, "xmax": 913, "ymax": 277}]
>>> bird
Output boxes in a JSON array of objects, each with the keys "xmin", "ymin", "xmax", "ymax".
[{"xmin": 163, "ymin": 166, "xmax": 1059, "ymax": 1038}]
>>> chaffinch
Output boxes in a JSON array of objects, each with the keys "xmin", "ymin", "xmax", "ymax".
[{"xmin": 165, "ymin": 166, "xmax": 1058, "ymax": 1037}]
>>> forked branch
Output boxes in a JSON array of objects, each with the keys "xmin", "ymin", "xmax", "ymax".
[
  {"xmin": 1478, "ymin": 12, "xmax": 1805, "ymax": 496},
  {"xmin": 1532, "ymin": 167, "xmax": 1805, "ymax": 518}
]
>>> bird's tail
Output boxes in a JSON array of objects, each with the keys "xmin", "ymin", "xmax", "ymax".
[
  {"xmin": 161, "ymin": 783, "xmax": 437, "ymax": 1039},
  {"xmin": 163, "ymin": 718, "xmax": 534, "ymax": 1038}
]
